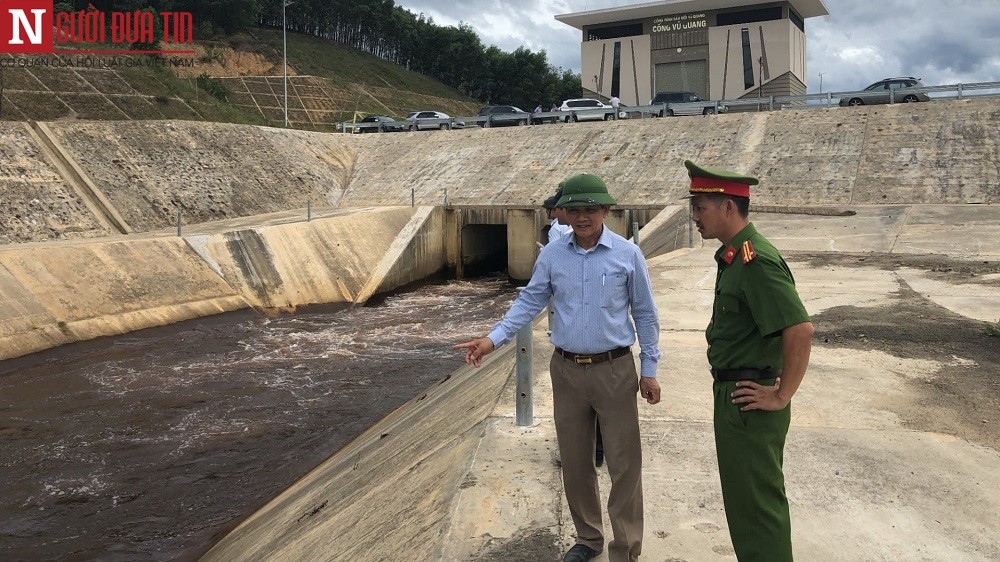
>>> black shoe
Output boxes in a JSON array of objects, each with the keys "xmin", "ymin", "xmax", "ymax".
[{"xmin": 563, "ymin": 543, "xmax": 600, "ymax": 562}]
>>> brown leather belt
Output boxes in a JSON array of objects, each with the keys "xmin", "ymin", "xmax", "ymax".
[{"xmin": 555, "ymin": 346, "xmax": 631, "ymax": 365}]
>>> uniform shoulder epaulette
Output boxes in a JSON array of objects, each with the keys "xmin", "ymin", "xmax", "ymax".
[{"xmin": 741, "ymin": 240, "xmax": 757, "ymax": 264}]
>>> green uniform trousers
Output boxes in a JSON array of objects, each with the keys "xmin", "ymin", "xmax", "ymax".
[{"xmin": 713, "ymin": 378, "xmax": 792, "ymax": 562}]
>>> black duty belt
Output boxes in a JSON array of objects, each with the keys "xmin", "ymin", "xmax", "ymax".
[
  {"xmin": 711, "ymin": 368, "xmax": 780, "ymax": 382},
  {"xmin": 555, "ymin": 346, "xmax": 631, "ymax": 365}
]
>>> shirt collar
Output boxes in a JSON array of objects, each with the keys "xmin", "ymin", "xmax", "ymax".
[
  {"xmin": 565, "ymin": 224, "xmax": 614, "ymax": 251},
  {"xmin": 714, "ymin": 223, "xmax": 757, "ymax": 265}
]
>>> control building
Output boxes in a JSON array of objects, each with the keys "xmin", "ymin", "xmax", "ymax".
[{"xmin": 555, "ymin": 0, "xmax": 829, "ymax": 105}]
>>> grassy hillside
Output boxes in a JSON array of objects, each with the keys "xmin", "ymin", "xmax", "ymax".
[{"xmin": 0, "ymin": 28, "xmax": 482, "ymax": 129}]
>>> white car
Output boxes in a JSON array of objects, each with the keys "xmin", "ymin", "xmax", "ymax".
[
  {"xmin": 558, "ymin": 98, "xmax": 622, "ymax": 122},
  {"xmin": 405, "ymin": 110, "xmax": 464, "ymax": 130}
]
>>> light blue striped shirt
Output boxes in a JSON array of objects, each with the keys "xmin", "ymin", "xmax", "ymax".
[{"xmin": 487, "ymin": 225, "xmax": 661, "ymax": 377}]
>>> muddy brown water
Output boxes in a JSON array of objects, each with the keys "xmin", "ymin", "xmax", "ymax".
[{"xmin": 0, "ymin": 277, "xmax": 517, "ymax": 561}]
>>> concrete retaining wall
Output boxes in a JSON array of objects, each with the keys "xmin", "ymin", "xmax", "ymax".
[
  {"xmin": 200, "ymin": 345, "xmax": 518, "ymax": 562},
  {"xmin": 3, "ymin": 99, "xmax": 997, "ymax": 246},
  {"xmin": 0, "ymin": 206, "xmax": 435, "ymax": 361},
  {"xmin": 0, "ymin": 237, "xmax": 248, "ymax": 361},
  {"xmin": 341, "ymin": 98, "xmax": 1000, "ymax": 207}
]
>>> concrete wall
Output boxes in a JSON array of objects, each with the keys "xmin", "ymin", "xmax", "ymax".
[
  {"xmin": 200, "ymin": 344, "xmax": 518, "ymax": 562},
  {"xmin": 2, "ymin": 98, "xmax": 998, "ymax": 246},
  {"xmin": 340, "ymin": 98, "xmax": 999, "ymax": 208},
  {"xmin": 0, "ymin": 206, "xmax": 433, "ymax": 361}
]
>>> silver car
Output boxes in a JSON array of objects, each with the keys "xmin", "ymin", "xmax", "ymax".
[
  {"xmin": 839, "ymin": 77, "xmax": 931, "ymax": 106},
  {"xmin": 406, "ymin": 110, "xmax": 464, "ymax": 130}
]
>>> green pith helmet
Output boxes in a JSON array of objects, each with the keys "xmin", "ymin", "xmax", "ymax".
[{"xmin": 555, "ymin": 173, "xmax": 617, "ymax": 208}]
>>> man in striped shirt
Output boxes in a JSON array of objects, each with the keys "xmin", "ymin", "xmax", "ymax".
[{"xmin": 456, "ymin": 173, "xmax": 661, "ymax": 562}]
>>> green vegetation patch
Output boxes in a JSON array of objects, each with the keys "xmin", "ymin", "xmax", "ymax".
[
  {"xmin": 5, "ymin": 92, "xmax": 72, "ymax": 120},
  {"xmin": 0, "ymin": 66, "xmax": 46, "ymax": 91},
  {"xmin": 0, "ymin": 95, "xmax": 28, "ymax": 120},
  {"xmin": 60, "ymin": 93, "xmax": 129, "ymax": 120},
  {"xmin": 79, "ymin": 70, "xmax": 138, "ymax": 95},
  {"xmin": 108, "ymin": 96, "xmax": 165, "ymax": 120},
  {"xmin": 29, "ymin": 66, "xmax": 98, "ymax": 93}
]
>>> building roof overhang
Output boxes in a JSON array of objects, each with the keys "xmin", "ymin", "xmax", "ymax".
[{"xmin": 555, "ymin": 0, "xmax": 829, "ymax": 30}]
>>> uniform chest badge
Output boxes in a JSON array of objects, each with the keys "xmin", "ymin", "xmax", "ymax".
[
  {"xmin": 741, "ymin": 241, "xmax": 757, "ymax": 264},
  {"xmin": 722, "ymin": 245, "xmax": 737, "ymax": 264}
]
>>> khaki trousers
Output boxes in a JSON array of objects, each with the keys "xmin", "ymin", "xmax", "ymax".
[{"xmin": 550, "ymin": 350, "xmax": 643, "ymax": 562}]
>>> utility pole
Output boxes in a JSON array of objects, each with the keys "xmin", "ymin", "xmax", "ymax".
[{"xmin": 283, "ymin": 0, "xmax": 293, "ymax": 127}]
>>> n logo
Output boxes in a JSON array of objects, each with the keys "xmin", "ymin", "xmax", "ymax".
[{"xmin": 2, "ymin": 0, "xmax": 53, "ymax": 54}]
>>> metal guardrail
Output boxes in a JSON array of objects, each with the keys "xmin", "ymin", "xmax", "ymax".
[{"xmin": 339, "ymin": 81, "xmax": 1000, "ymax": 132}]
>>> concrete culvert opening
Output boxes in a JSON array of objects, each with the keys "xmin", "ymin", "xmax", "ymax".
[{"xmin": 461, "ymin": 224, "xmax": 509, "ymax": 278}]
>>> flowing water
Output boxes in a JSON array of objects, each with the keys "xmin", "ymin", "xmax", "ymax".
[{"xmin": 0, "ymin": 276, "xmax": 517, "ymax": 561}]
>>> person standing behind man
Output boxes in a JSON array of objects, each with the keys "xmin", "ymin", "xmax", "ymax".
[
  {"xmin": 543, "ymin": 187, "xmax": 574, "ymax": 245},
  {"xmin": 609, "ymin": 94, "xmax": 621, "ymax": 119},
  {"xmin": 685, "ymin": 160, "xmax": 813, "ymax": 562},
  {"xmin": 456, "ymin": 173, "xmax": 661, "ymax": 562}
]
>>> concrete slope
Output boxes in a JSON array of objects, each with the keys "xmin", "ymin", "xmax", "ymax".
[
  {"xmin": 340, "ymin": 98, "xmax": 1000, "ymax": 207},
  {"xmin": 199, "ymin": 347, "xmax": 518, "ymax": 562},
  {"xmin": 182, "ymin": 206, "xmax": 416, "ymax": 309},
  {"xmin": 0, "ymin": 123, "xmax": 112, "ymax": 244},
  {"xmin": 353, "ymin": 206, "xmax": 446, "ymax": 305},
  {"xmin": 44, "ymin": 121, "xmax": 358, "ymax": 233},
  {"xmin": 0, "ymin": 237, "xmax": 248, "ymax": 361}
]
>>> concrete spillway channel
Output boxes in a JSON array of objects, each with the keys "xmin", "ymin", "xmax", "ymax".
[{"xmin": 0, "ymin": 202, "xmax": 686, "ymax": 559}]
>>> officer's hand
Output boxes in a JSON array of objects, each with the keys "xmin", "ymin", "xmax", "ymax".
[
  {"xmin": 454, "ymin": 337, "xmax": 495, "ymax": 367},
  {"xmin": 731, "ymin": 378, "xmax": 789, "ymax": 411},
  {"xmin": 639, "ymin": 377, "xmax": 660, "ymax": 404}
]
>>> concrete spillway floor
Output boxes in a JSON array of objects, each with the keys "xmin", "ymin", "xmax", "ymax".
[{"xmin": 444, "ymin": 207, "xmax": 1000, "ymax": 561}]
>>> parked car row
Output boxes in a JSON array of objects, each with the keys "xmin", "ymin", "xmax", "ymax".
[
  {"xmin": 354, "ymin": 110, "xmax": 465, "ymax": 133},
  {"xmin": 353, "ymin": 78, "xmax": 932, "ymax": 133}
]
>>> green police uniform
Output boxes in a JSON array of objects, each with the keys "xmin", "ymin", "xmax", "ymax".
[{"xmin": 686, "ymin": 160, "xmax": 810, "ymax": 562}]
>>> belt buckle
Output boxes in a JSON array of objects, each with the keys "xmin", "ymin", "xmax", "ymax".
[{"xmin": 574, "ymin": 356, "xmax": 592, "ymax": 365}]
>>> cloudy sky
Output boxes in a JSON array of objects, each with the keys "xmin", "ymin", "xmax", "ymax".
[{"xmin": 394, "ymin": 0, "xmax": 1000, "ymax": 94}]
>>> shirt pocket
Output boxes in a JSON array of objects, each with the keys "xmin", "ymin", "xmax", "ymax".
[
  {"xmin": 600, "ymin": 270, "xmax": 629, "ymax": 309},
  {"xmin": 712, "ymin": 293, "xmax": 743, "ymax": 338}
]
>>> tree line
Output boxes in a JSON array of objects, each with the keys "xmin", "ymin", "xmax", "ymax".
[{"xmin": 62, "ymin": 1, "xmax": 583, "ymax": 109}]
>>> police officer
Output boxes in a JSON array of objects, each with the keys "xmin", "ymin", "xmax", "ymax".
[
  {"xmin": 456, "ymin": 173, "xmax": 661, "ymax": 562},
  {"xmin": 685, "ymin": 160, "xmax": 814, "ymax": 561}
]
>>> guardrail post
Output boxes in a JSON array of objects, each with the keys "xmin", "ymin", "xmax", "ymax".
[
  {"xmin": 890, "ymin": 89, "xmax": 895, "ymax": 104},
  {"xmin": 515, "ymin": 314, "xmax": 533, "ymax": 427},
  {"xmin": 827, "ymin": 92, "xmax": 832, "ymax": 106},
  {"xmin": 378, "ymin": 121, "xmax": 383, "ymax": 133},
  {"xmin": 768, "ymin": 96, "xmax": 774, "ymax": 111},
  {"xmin": 307, "ymin": 200, "xmax": 312, "ymax": 221},
  {"xmin": 632, "ymin": 221, "xmax": 640, "ymax": 246},
  {"xmin": 487, "ymin": 114, "xmax": 493, "ymax": 128},
  {"xmin": 687, "ymin": 204, "xmax": 694, "ymax": 248},
  {"xmin": 176, "ymin": 210, "xmax": 182, "ymax": 237},
  {"xmin": 957, "ymin": 83, "xmax": 963, "ymax": 100},
  {"xmin": 411, "ymin": 187, "xmax": 415, "ymax": 207}
]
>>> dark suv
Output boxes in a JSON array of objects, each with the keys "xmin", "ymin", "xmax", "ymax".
[
  {"xmin": 650, "ymin": 91, "xmax": 725, "ymax": 116},
  {"xmin": 477, "ymin": 105, "xmax": 530, "ymax": 127},
  {"xmin": 839, "ymin": 77, "xmax": 930, "ymax": 106}
]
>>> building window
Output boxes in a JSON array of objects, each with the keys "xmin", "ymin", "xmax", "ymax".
[
  {"xmin": 586, "ymin": 23, "xmax": 643, "ymax": 41},
  {"xmin": 741, "ymin": 28, "xmax": 754, "ymax": 90},
  {"xmin": 611, "ymin": 41, "xmax": 621, "ymax": 97},
  {"xmin": 789, "ymin": 8, "xmax": 804, "ymax": 32},
  {"xmin": 717, "ymin": 6, "xmax": 783, "ymax": 26}
]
